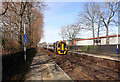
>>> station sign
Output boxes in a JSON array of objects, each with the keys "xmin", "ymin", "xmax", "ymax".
[
  {"xmin": 24, "ymin": 35, "xmax": 27, "ymax": 38},
  {"xmin": 24, "ymin": 38, "xmax": 27, "ymax": 43},
  {"xmin": 24, "ymin": 35, "xmax": 27, "ymax": 43}
]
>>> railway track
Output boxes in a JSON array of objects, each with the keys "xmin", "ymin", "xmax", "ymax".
[
  {"xmin": 44, "ymin": 48, "xmax": 120, "ymax": 80},
  {"xmin": 72, "ymin": 60, "xmax": 118, "ymax": 80},
  {"xmin": 44, "ymin": 49, "xmax": 93, "ymax": 80},
  {"xmin": 65, "ymin": 53, "xmax": 120, "ymax": 80}
]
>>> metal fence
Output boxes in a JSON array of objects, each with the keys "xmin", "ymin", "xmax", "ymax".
[{"xmin": 68, "ymin": 44, "xmax": 120, "ymax": 55}]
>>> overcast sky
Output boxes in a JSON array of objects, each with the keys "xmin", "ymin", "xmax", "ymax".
[{"xmin": 40, "ymin": 2, "xmax": 118, "ymax": 43}]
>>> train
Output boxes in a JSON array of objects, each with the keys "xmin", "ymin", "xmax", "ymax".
[{"xmin": 42, "ymin": 41, "xmax": 68, "ymax": 55}]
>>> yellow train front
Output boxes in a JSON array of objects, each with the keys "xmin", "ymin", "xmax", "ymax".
[{"xmin": 53, "ymin": 41, "xmax": 67, "ymax": 55}]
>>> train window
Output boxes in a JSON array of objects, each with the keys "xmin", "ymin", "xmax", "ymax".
[
  {"xmin": 65, "ymin": 43, "xmax": 66, "ymax": 47},
  {"xmin": 63, "ymin": 42, "xmax": 66, "ymax": 47},
  {"xmin": 58, "ymin": 43, "xmax": 60, "ymax": 48}
]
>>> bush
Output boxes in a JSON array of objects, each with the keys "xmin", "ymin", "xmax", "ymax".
[
  {"xmin": 80, "ymin": 45, "xmax": 99, "ymax": 52},
  {"xmin": 2, "ymin": 38, "xmax": 20, "ymax": 55}
]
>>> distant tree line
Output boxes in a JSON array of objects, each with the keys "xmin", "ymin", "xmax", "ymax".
[{"xmin": 60, "ymin": 2, "xmax": 119, "ymax": 45}]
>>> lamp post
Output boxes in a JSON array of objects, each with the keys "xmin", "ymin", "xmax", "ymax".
[
  {"xmin": 24, "ymin": 23, "xmax": 27, "ymax": 61},
  {"xmin": 117, "ymin": 26, "xmax": 119, "ymax": 55},
  {"xmin": 117, "ymin": 2, "xmax": 120, "ymax": 55}
]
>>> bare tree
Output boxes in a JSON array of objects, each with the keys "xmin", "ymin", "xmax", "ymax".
[
  {"xmin": 59, "ymin": 26, "xmax": 66, "ymax": 41},
  {"xmin": 7, "ymin": 2, "xmax": 46, "ymax": 47},
  {"xmin": 95, "ymin": 4, "xmax": 105, "ymax": 39},
  {"xmin": 31, "ymin": 10, "xmax": 44, "ymax": 47},
  {"xmin": 60, "ymin": 24, "xmax": 81, "ymax": 45},
  {"xmin": 1, "ymin": 2, "xmax": 46, "ymax": 53},
  {"xmin": 10, "ymin": 2, "xmax": 28, "ymax": 47},
  {"xmin": 101, "ymin": 2, "xmax": 119, "ymax": 44},
  {"xmin": 22, "ymin": 2, "xmax": 47, "ymax": 48},
  {"xmin": 0, "ymin": 2, "xmax": 8, "ymax": 16},
  {"xmin": 78, "ymin": 2, "xmax": 100, "ymax": 46}
]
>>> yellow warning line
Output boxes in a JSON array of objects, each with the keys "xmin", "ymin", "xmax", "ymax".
[{"xmin": 75, "ymin": 69, "xmax": 94, "ymax": 80}]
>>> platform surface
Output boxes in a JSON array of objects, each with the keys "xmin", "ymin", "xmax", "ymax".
[
  {"xmin": 69, "ymin": 51, "xmax": 120, "ymax": 62},
  {"xmin": 25, "ymin": 50, "xmax": 71, "ymax": 81}
]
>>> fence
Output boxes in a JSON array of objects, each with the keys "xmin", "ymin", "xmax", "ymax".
[{"xmin": 68, "ymin": 44, "xmax": 120, "ymax": 55}]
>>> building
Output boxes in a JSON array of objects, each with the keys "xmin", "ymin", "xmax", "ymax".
[{"xmin": 74, "ymin": 35, "xmax": 120, "ymax": 46}]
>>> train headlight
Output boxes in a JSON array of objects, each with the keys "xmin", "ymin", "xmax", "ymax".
[
  {"xmin": 65, "ymin": 48, "xmax": 67, "ymax": 50},
  {"xmin": 58, "ymin": 48, "xmax": 60, "ymax": 50}
]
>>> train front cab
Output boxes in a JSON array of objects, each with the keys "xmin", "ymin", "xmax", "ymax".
[{"xmin": 57, "ymin": 41, "xmax": 67, "ymax": 55}]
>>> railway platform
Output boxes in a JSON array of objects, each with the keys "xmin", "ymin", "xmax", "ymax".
[
  {"xmin": 69, "ymin": 51, "xmax": 120, "ymax": 62},
  {"xmin": 25, "ymin": 49, "xmax": 72, "ymax": 81}
]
